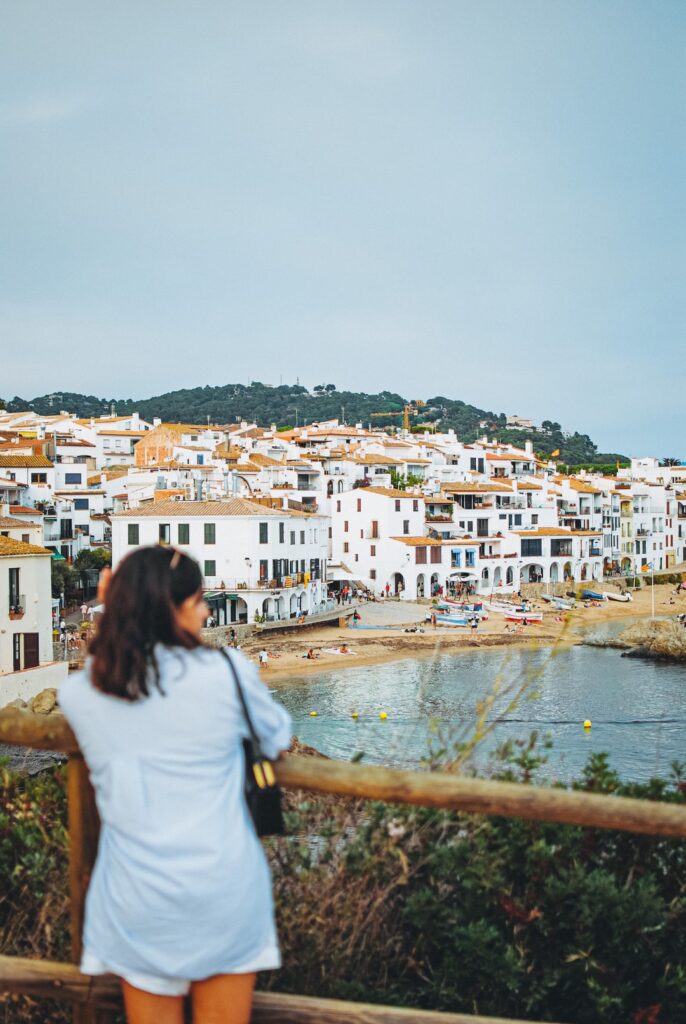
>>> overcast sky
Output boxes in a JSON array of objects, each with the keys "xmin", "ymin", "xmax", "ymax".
[{"xmin": 1, "ymin": 2, "xmax": 684, "ymax": 456}]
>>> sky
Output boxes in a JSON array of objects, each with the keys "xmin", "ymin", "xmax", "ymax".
[{"xmin": 1, "ymin": 1, "xmax": 684, "ymax": 456}]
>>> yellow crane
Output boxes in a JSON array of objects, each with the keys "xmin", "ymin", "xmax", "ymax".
[{"xmin": 370, "ymin": 403, "xmax": 423, "ymax": 431}]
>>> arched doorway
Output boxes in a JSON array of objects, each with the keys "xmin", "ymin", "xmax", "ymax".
[
  {"xmin": 506, "ymin": 566, "xmax": 514, "ymax": 586},
  {"xmin": 262, "ymin": 597, "xmax": 275, "ymax": 621},
  {"xmin": 430, "ymin": 572, "xmax": 440, "ymax": 596},
  {"xmin": 327, "ymin": 480, "xmax": 334, "ymax": 497},
  {"xmin": 521, "ymin": 563, "xmax": 544, "ymax": 584},
  {"xmin": 621, "ymin": 557, "xmax": 632, "ymax": 573},
  {"xmin": 591, "ymin": 563, "xmax": 600, "ymax": 581},
  {"xmin": 563, "ymin": 561, "xmax": 573, "ymax": 581},
  {"xmin": 580, "ymin": 563, "xmax": 589, "ymax": 581},
  {"xmin": 493, "ymin": 566, "xmax": 502, "ymax": 588},
  {"xmin": 550, "ymin": 562, "xmax": 559, "ymax": 583},
  {"xmin": 337, "ymin": 480, "xmax": 344, "ymax": 493},
  {"xmin": 416, "ymin": 573, "xmax": 426, "ymax": 598},
  {"xmin": 392, "ymin": 572, "xmax": 405, "ymax": 596},
  {"xmin": 289, "ymin": 592, "xmax": 299, "ymax": 617}
]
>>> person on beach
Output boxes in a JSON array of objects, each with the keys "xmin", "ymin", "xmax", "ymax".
[{"xmin": 58, "ymin": 546, "xmax": 292, "ymax": 1024}]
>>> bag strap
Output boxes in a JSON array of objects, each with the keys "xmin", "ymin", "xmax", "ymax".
[
  {"xmin": 219, "ymin": 648, "xmax": 264, "ymax": 753},
  {"xmin": 220, "ymin": 648, "xmax": 278, "ymax": 790}
]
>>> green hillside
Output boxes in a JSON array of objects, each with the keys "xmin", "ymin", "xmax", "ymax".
[{"xmin": 1, "ymin": 384, "xmax": 627, "ymax": 465}]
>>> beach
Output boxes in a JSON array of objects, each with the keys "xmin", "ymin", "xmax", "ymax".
[{"xmin": 240, "ymin": 582, "xmax": 686, "ymax": 681}]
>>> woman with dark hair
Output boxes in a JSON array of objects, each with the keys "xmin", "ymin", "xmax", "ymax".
[{"xmin": 59, "ymin": 545, "xmax": 291, "ymax": 1024}]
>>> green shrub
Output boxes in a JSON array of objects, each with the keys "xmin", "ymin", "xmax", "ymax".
[{"xmin": 2, "ymin": 744, "xmax": 685, "ymax": 1023}]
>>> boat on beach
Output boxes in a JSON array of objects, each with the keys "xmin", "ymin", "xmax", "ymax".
[
  {"xmin": 605, "ymin": 592, "xmax": 633, "ymax": 602},
  {"xmin": 582, "ymin": 590, "xmax": 606, "ymax": 601},
  {"xmin": 503, "ymin": 610, "xmax": 543, "ymax": 623}
]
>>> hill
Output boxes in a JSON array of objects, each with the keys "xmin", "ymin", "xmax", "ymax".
[{"xmin": 1, "ymin": 383, "xmax": 627, "ymax": 465}]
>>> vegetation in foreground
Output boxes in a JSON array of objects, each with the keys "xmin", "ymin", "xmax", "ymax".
[{"xmin": 1, "ymin": 740, "xmax": 685, "ymax": 1023}]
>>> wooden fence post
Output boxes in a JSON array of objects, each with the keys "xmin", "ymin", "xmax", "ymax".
[{"xmin": 67, "ymin": 756, "xmax": 114, "ymax": 1024}]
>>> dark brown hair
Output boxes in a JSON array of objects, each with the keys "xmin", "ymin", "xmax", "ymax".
[{"xmin": 89, "ymin": 545, "xmax": 204, "ymax": 701}]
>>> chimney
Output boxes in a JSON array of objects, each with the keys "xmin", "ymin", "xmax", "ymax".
[
  {"xmin": 132, "ymin": 412, "xmax": 140, "ymax": 427},
  {"xmin": 153, "ymin": 417, "xmax": 161, "ymax": 427},
  {"xmin": 525, "ymin": 440, "xmax": 534, "ymax": 455}
]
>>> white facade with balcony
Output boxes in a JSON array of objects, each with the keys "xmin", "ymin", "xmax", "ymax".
[
  {"xmin": 112, "ymin": 499, "xmax": 329, "ymax": 624},
  {"xmin": 0, "ymin": 538, "xmax": 68, "ymax": 704}
]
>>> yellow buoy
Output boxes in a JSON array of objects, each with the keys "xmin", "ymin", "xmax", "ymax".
[
  {"xmin": 351, "ymin": 711, "xmax": 359, "ymax": 719},
  {"xmin": 379, "ymin": 711, "xmax": 388, "ymax": 720},
  {"xmin": 583, "ymin": 719, "xmax": 592, "ymax": 730},
  {"xmin": 309, "ymin": 711, "xmax": 318, "ymax": 717}
]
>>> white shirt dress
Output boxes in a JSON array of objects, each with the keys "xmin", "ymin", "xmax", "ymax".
[{"xmin": 59, "ymin": 645, "xmax": 292, "ymax": 996}]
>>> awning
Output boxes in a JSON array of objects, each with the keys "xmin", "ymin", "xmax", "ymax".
[
  {"xmin": 51, "ymin": 551, "xmax": 66, "ymax": 561},
  {"xmin": 328, "ymin": 567, "xmax": 357, "ymax": 582},
  {"xmin": 204, "ymin": 591, "xmax": 229, "ymax": 601}
]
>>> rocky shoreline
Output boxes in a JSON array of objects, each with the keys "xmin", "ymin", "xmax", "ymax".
[{"xmin": 585, "ymin": 619, "xmax": 686, "ymax": 662}]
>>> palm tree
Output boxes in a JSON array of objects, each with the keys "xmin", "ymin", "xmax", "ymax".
[{"xmin": 660, "ymin": 457, "xmax": 682, "ymax": 467}]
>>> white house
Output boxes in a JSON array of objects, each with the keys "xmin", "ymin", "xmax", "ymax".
[
  {"xmin": 112, "ymin": 499, "xmax": 329, "ymax": 624},
  {"xmin": 0, "ymin": 536, "xmax": 68, "ymax": 704}
]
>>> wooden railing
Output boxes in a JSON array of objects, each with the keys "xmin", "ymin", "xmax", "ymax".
[{"xmin": 1, "ymin": 706, "xmax": 685, "ymax": 1024}]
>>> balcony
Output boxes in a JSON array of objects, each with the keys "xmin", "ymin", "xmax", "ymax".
[
  {"xmin": 426, "ymin": 514, "xmax": 453, "ymax": 523},
  {"xmin": 635, "ymin": 528, "xmax": 650, "ymax": 538},
  {"xmin": 9, "ymin": 594, "xmax": 26, "ymax": 619}
]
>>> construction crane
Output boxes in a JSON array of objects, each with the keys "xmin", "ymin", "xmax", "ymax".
[{"xmin": 370, "ymin": 403, "xmax": 423, "ymax": 432}]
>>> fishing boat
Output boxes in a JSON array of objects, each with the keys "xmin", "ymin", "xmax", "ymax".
[
  {"xmin": 541, "ymin": 594, "xmax": 575, "ymax": 610},
  {"xmin": 582, "ymin": 590, "xmax": 606, "ymax": 601},
  {"xmin": 503, "ymin": 610, "xmax": 543, "ymax": 623},
  {"xmin": 436, "ymin": 614, "xmax": 469, "ymax": 626},
  {"xmin": 445, "ymin": 599, "xmax": 483, "ymax": 611},
  {"xmin": 605, "ymin": 592, "xmax": 633, "ymax": 603}
]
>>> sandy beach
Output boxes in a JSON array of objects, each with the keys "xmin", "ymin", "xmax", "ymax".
[{"xmin": 240, "ymin": 582, "xmax": 686, "ymax": 681}]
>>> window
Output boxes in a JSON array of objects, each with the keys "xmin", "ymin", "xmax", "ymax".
[
  {"xmin": 413, "ymin": 499, "xmax": 419, "ymax": 512},
  {"xmin": 204, "ymin": 523, "xmax": 216, "ymax": 544},
  {"xmin": 74, "ymin": 498, "xmax": 89, "ymax": 510},
  {"xmin": 336, "ymin": 500, "xmax": 341, "ymax": 512},
  {"xmin": 65, "ymin": 473, "xmax": 81, "ymax": 485},
  {"xmin": 31, "ymin": 472, "xmax": 48, "ymax": 484},
  {"xmin": 403, "ymin": 520, "xmax": 410, "ymax": 535},
  {"xmin": 159, "ymin": 523, "xmax": 170, "ymax": 544},
  {"xmin": 370, "ymin": 569, "xmax": 377, "ymax": 580},
  {"xmin": 371, "ymin": 520, "xmax": 379, "ymax": 539},
  {"xmin": 395, "ymin": 500, "xmax": 401, "ymax": 512},
  {"xmin": 259, "ymin": 522, "xmax": 268, "ymax": 544},
  {"xmin": 532, "ymin": 514, "xmax": 538, "ymax": 525},
  {"xmin": 300, "ymin": 531, "xmax": 305, "ymax": 544},
  {"xmin": 178, "ymin": 523, "xmax": 190, "ymax": 545},
  {"xmin": 344, "ymin": 521, "xmax": 349, "ymax": 533},
  {"xmin": 521, "ymin": 539, "xmax": 542, "ymax": 557},
  {"xmin": 343, "ymin": 542, "xmax": 349, "ymax": 553},
  {"xmin": 370, "ymin": 545, "xmax": 376, "ymax": 556},
  {"xmin": 9, "ymin": 568, "xmax": 20, "ymax": 607},
  {"xmin": 430, "ymin": 546, "xmax": 441, "ymax": 564},
  {"xmin": 514, "ymin": 514, "xmax": 522, "ymax": 526},
  {"xmin": 415, "ymin": 546, "xmax": 427, "ymax": 564},
  {"xmin": 279, "ymin": 523, "xmax": 285, "ymax": 543},
  {"xmin": 354, "ymin": 554, "xmax": 359, "ymax": 562},
  {"xmin": 128, "ymin": 524, "xmax": 139, "ymax": 545},
  {"xmin": 204, "ymin": 560, "xmax": 216, "ymax": 577},
  {"xmin": 22, "ymin": 534, "xmax": 29, "ymax": 543},
  {"xmin": 357, "ymin": 498, "xmax": 362, "ymax": 512}
]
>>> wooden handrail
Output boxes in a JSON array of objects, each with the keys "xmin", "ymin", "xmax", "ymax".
[
  {"xmin": 1, "ymin": 707, "xmax": 685, "ymax": 838},
  {"xmin": 0, "ymin": 955, "xmax": 565, "ymax": 1023}
]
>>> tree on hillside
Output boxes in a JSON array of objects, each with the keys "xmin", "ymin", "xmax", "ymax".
[{"xmin": 660, "ymin": 457, "xmax": 682, "ymax": 467}]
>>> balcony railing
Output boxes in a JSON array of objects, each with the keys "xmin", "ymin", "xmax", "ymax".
[{"xmin": 9, "ymin": 594, "xmax": 26, "ymax": 618}]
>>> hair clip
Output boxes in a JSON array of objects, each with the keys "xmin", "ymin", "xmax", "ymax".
[{"xmin": 169, "ymin": 549, "xmax": 182, "ymax": 571}]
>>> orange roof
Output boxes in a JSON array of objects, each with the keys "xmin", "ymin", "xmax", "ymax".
[
  {"xmin": 0, "ymin": 535, "xmax": 51, "ymax": 557},
  {"xmin": 0, "ymin": 455, "xmax": 53, "ymax": 469},
  {"xmin": 359, "ymin": 487, "xmax": 424, "ymax": 499}
]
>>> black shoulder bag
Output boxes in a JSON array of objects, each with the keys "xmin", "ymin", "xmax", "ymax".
[{"xmin": 220, "ymin": 649, "xmax": 285, "ymax": 837}]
